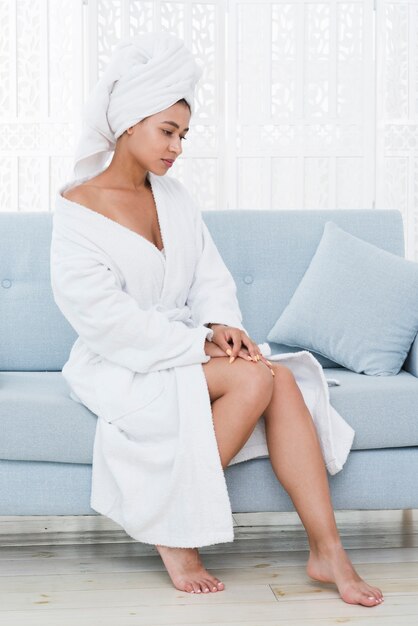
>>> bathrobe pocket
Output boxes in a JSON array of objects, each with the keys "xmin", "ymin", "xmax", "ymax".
[{"xmin": 94, "ymin": 359, "xmax": 165, "ymax": 424}]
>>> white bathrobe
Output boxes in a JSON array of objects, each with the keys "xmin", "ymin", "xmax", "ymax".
[{"xmin": 50, "ymin": 171, "xmax": 355, "ymax": 548}]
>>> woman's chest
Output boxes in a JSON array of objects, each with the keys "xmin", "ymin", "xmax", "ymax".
[
  {"xmin": 103, "ymin": 190, "xmax": 163, "ymax": 252},
  {"xmin": 98, "ymin": 203, "xmax": 197, "ymax": 306}
]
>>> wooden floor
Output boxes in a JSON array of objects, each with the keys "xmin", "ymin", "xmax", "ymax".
[{"xmin": 0, "ymin": 509, "xmax": 417, "ymax": 625}]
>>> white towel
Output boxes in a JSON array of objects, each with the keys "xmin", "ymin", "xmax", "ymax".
[{"xmin": 73, "ymin": 32, "xmax": 203, "ymax": 180}]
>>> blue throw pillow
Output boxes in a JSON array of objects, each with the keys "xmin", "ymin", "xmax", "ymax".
[{"xmin": 267, "ymin": 221, "xmax": 418, "ymax": 376}]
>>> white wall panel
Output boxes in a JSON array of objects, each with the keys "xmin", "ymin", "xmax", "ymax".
[
  {"xmin": 376, "ymin": 0, "xmax": 418, "ymax": 260},
  {"xmin": 227, "ymin": 0, "xmax": 375, "ymax": 212},
  {"xmin": 0, "ymin": 0, "xmax": 417, "ymax": 259},
  {"xmin": 0, "ymin": 0, "xmax": 83, "ymax": 212}
]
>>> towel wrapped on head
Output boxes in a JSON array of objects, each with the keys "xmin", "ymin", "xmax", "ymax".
[{"xmin": 73, "ymin": 32, "xmax": 203, "ymax": 180}]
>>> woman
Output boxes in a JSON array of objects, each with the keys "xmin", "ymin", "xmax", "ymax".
[{"xmin": 51, "ymin": 32, "xmax": 383, "ymax": 606}]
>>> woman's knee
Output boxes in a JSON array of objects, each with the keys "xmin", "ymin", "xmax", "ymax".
[
  {"xmin": 271, "ymin": 363, "xmax": 297, "ymax": 385},
  {"xmin": 203, "ymin": 356, "xmax": 276, "ymax": 406},
  {"xmin": 237, "ymin": 360, "xmax": 275, "ymax": 408}
]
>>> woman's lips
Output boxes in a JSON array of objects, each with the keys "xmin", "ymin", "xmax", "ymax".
[{"xmin": 162, "ymin": 159, "xmax": 173, "ymax": 167}]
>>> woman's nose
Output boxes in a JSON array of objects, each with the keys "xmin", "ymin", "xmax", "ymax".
[{"xmin": 170, "ymin": 137, "xmax": 182, "ymax": 154}]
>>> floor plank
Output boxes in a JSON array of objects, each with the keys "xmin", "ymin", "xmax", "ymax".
[
  {"xmin": 0, "ymin": 596, "xmax": 417, "ymax": 626},
  {"xmin": 0, "ymin": 510, "xmax": 416, "ymax": 625}
]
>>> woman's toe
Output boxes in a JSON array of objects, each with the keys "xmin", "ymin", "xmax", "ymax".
[
  {"xmin": 364, "ymin": 593, "xmax": 380, "ymax": 606},
  {"xmin": 200, "ymin": 580, "xmax": 210, "ymax": 593},
  {"xmin": 369, "ymin": 586, "xmax": 383, "ymax": 601},
  {"xmin": 205, "ymin": 578, "xmax": 218, "ymax": 592},
  {"xmin": 191, "ymin": 581, "xmax": 201, "ymax": 594}
]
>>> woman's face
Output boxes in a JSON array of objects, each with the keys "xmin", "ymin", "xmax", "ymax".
[{"xmin": 125, "ymin": 102, "xmax": 191, "ymax": 175}]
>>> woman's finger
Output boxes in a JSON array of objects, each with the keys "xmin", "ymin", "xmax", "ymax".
[
  {"xmin": 258, "ymin": 356, "xmax": 275, "ymax": 376},
  {"xmin": 237, "ymin": 348, "xmax": 254, "ymax": 362},
  {"xmin": 210, "ymin": 328, "xmax": 241, "ymax": 359},
  {"xmin": 227, "ymin": 348, "xmax": 262, "ymax": 363},
  {"xmin": 240, "ymin": 333, "xmax": 262, "ymax": 361},
  {"xmin": 235, "ymin": 349, "xmax": 275, "ymax": 376},
  {"xmin": 213, "ymin": 336, "xmax": 234, "ymax": 355},
  {"xmin": 224, "ymin": 331, "xmax": 244, "ymax": 361},
  {"xmin": 240, "ymin": 345, "xmax": 275, "ymax": 374},
  {"xmin": 232, "ymin": 346, "xmax": 269, "ymax": 366}
]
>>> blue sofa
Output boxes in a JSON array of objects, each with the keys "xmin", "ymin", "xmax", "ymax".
[{"xmin": 1, "ymin": 209, "xmax": 417, "ymax": 516}]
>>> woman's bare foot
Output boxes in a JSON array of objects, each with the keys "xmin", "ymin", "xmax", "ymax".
[
  {"xmin": 306, "ymin": 542, "xmax": 384, "ymax": 607},
  {"xmin": 155, "ymin": 544, "xmax": 225, "ymax": 594}
]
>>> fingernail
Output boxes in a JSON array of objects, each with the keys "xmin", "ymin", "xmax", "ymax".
[
  {"xmin": 229, "ymin": 356, "xmax": 235, "ymax": 363},
  {"xmin": 226, "ymin": 349, "xmax": 232, "ymax": 356},
  {"xmin": 270, "ymin": 368, "xmax": 275, "ymax": 376},
  {"xmin": 256, "ymin": 355, "xmax": 261, "ymax": 361},
  {"xmin": 247, "ymin": 356, "xmax": 253, "ymax": 361}
]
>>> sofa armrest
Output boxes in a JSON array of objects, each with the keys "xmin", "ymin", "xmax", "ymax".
[{"xmin": 403, "ymin": 333, "xmax": 418, "ymax": 377}]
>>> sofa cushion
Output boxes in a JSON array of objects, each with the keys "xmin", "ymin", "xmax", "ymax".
[
  {"xmin": 326, "ymin": 367, "xmax": 418, "ymax": 449},
  {"xmin": 0, "ymin": 372, "xmax": 96, "ymax": 465},
  {"xmin": 0, "ymin": 213, "xmax": 77, "ymax": 371},
  {"xmin": 267, "ymin": 221, "xmax": 418, "ymax": 376},
  {"xmin": 0, "ymin": 210, "xmax": 406, "ymax": 371},
  {"xmin": 204, "ymin": 209, "xmax": 405, "ymax": 370},
  {"xmin": 1, "ymin": 368, "xmax": 418, "ymax": 465}
]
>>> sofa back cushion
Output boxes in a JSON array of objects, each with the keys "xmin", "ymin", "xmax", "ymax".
[
  {"xmin": 0, "ymin": 209, "xmax": 404, "ymax": 371},
  {"xmin": 203, "ymin": 209, "xmax": 405, "ymax": 366},
  {"xmin": 0, "ymin": 213, "xmax": 76, "ymax": 371}
]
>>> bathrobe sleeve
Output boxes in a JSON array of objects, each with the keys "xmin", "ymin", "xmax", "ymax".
[
  {"xmin": 186, "ymin": 209, "xmax": 249, "ymax": 337},
  {"xmin": 50, "ymin": 235, "xmax": 213, "ymax": 373}
]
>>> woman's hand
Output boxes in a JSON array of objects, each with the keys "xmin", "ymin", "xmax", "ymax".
[
  {"xmin": 205, "ymin": 324, "xmax": 275, "ymax": 375},
  {"xmin": 204, "ymin": 340, "xmax": 231, "ymax": 358},
  {"xmin": 204, "ymin": 339, "xmax": 254, "ymax": 361}
]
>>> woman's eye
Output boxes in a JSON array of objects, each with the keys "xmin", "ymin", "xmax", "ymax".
[{"xmin": 162, "ymin": 130, "xmax": 187, "ymax": 140}]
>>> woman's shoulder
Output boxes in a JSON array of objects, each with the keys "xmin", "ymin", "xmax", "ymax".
[
  {"xmin": 62, "ymin": 182, "xmax": 101, "ymax": 205},
  {"xmin": 60, "ymin": 181, "xmax": 112, "ymax": 219}
]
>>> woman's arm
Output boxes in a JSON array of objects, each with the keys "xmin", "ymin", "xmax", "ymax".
[
  {"xmin": 184, "ymin": 207, "xmax": 269, "ymax": 367},
  {"xmin": 186, "ymin": 215, "xmax": 248, "ymax": 335},
  {"xmin": 50, "ymin": 234, "xmax": 213, "ymax": 373}
]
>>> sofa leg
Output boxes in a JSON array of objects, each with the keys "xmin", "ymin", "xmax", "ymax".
[
  {"xmin": 402, "ymin": 508, "xmax": 413, "ymax": 527},
  {"xmin": 401, "ymin": 509, "xmax": 414, "ymax": 547}
]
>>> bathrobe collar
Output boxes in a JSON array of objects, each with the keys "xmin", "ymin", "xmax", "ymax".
[{"xmin": 58, "ymin": 169, "xmax": 172, "ymax": 301}]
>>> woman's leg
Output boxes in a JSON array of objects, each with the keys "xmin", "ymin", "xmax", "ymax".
[
  {"xmin": 156, "ymin": 356, "xmax": 274, "ymax": 594},
  {"xmin": 261, "ymin": 363, "xmax": 384, "ymax": 607}
]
